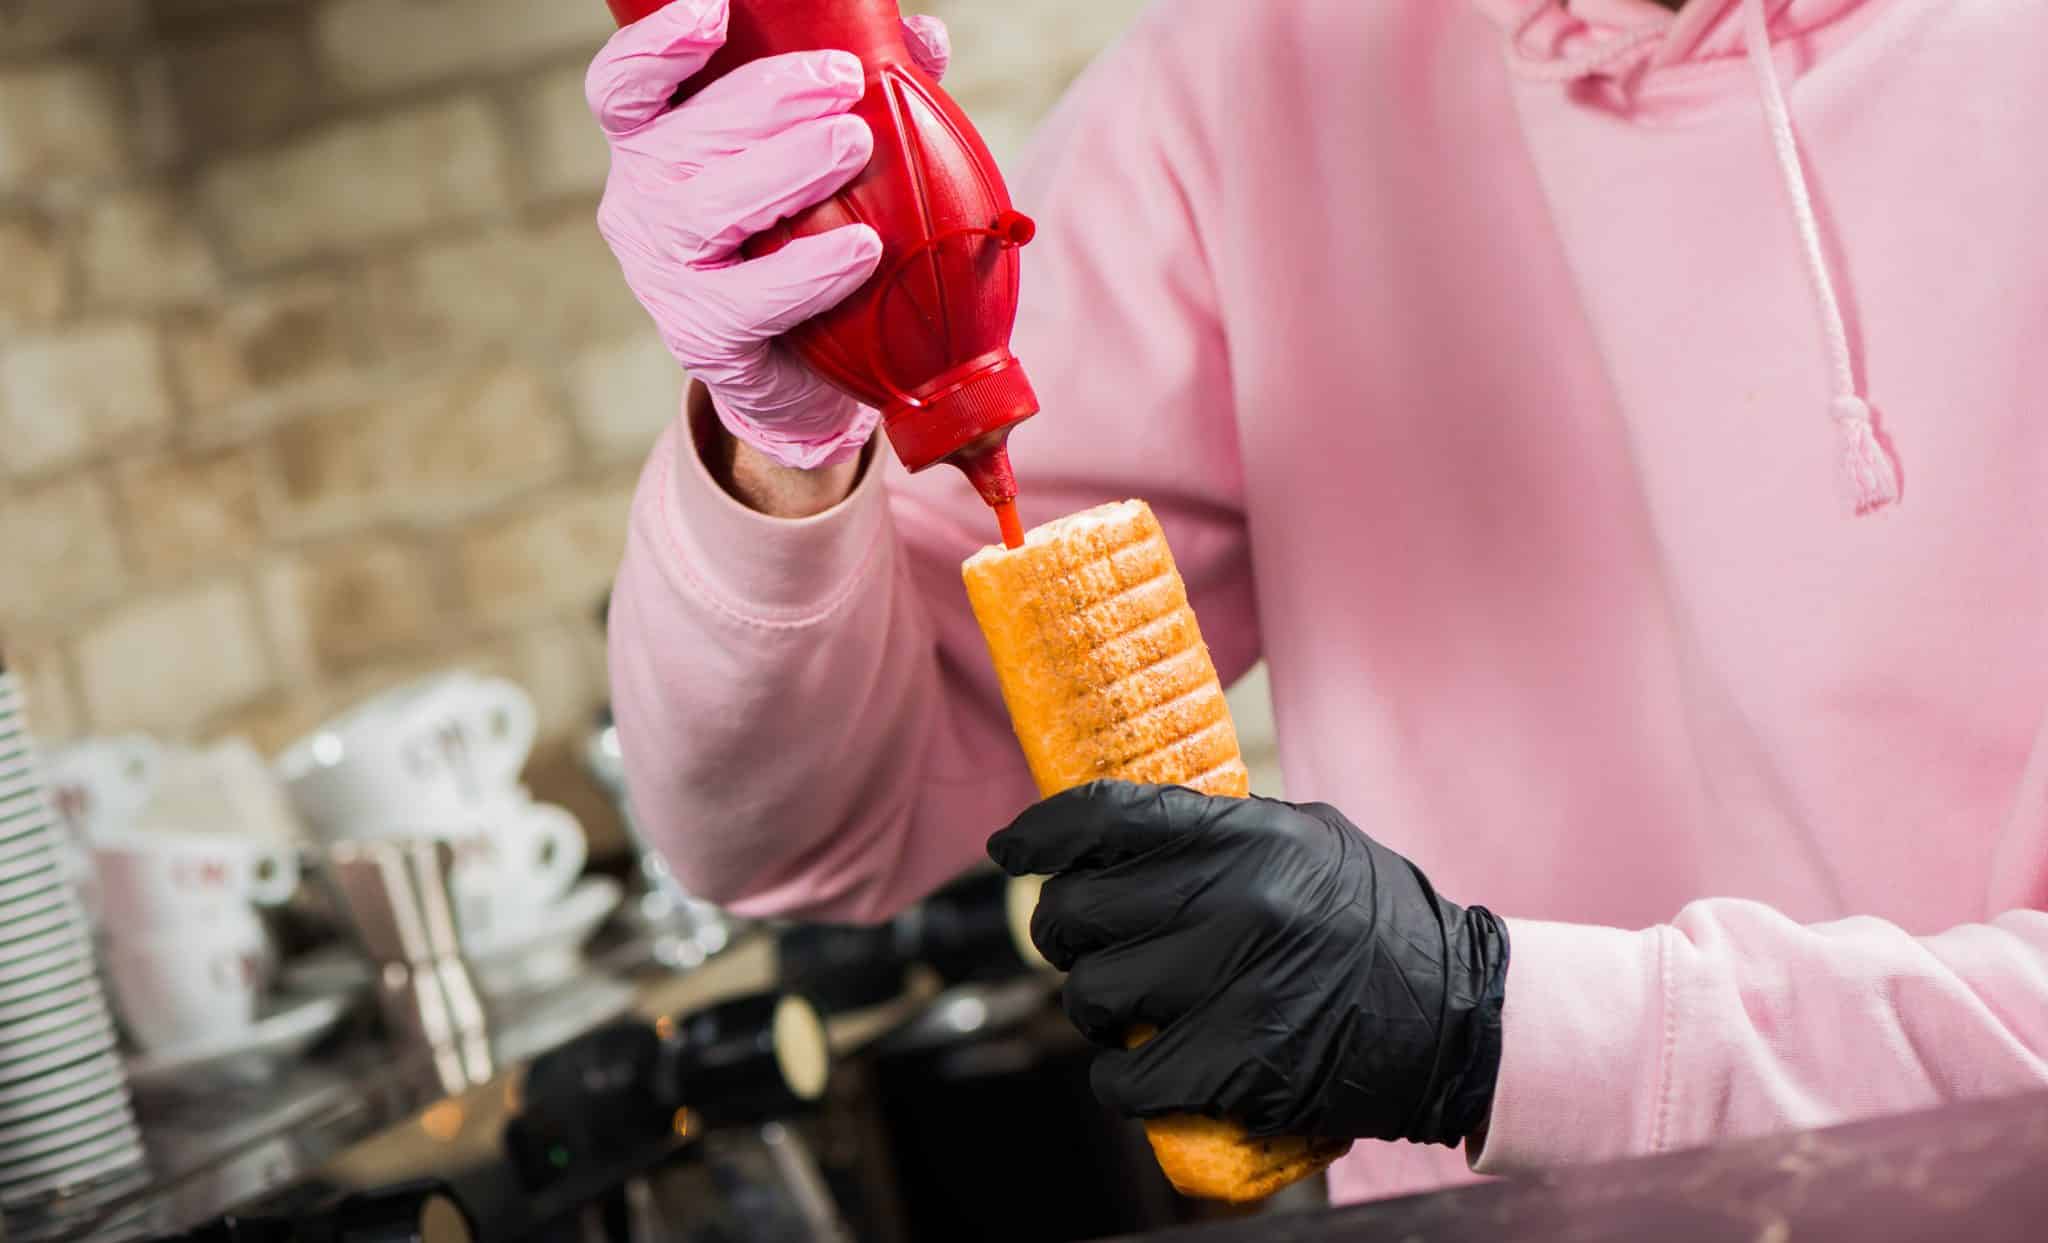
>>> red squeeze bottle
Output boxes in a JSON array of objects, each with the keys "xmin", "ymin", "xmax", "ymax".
[{"xmin": 605, "ymin": 0, "xmax": 1037, "ymax": 549}]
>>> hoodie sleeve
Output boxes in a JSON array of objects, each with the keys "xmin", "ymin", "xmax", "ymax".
[
  {"xmin": 605, "ymin": 13, "xmax": 1255, "ymax": 924},
  {"xmin": 1472, "ymin": 903, "xmax": 2048, "ymax": 1172}
]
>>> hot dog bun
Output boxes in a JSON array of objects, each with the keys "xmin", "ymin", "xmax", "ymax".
[{"xmin": 963, "ymin": 500, "xmax": 1349, "ymax": 1203}]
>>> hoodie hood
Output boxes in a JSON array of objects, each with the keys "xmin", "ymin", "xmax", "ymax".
[
  {"xmin": 1476, "ymin": 0, "xmax": 1873, "ymax": 76},
  {"xmin": 1471, "ymin": 0, "xmax": 1901, "ymax": 515}
]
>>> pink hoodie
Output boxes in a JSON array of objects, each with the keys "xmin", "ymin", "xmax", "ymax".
[{"xmin": 608, "ymin": 0, "xmax": 2048, "ymax": 1204}]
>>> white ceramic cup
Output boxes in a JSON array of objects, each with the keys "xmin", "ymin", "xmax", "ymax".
[
  {"xmin": 102, "ymin": 907, "xmax": 275, "ymax": 1052},
  {"xmin": 276, "ymin": 674, "xmax": 539, "ymax": 835},
  {"xmin": 136, "ymin": 739, "xmax": 306, "ymax": 847},
  {"xmin": 92, "ymin": 831, "xmax": 300, "ymax": 933},
  {"xmin": 391, "ymin": 799, "xmax": 589, "ymax": 945},
  {"xmin": 44, "ymin": 737, "xmax": 163, "ymax": 845}
]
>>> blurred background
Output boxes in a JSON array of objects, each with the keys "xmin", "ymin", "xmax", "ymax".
[{"xmin": 0, "ymin": 0, "xmax": 1281, "ymax": 864}]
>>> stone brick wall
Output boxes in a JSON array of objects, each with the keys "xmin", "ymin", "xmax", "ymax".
[{"xmin": 1, "ymin": 0, "xmax": 1279, "ymax": 856}]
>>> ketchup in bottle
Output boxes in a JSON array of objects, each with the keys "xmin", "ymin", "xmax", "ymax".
[{"xmin": 605, "ymin": 0, "xmax": 1039, "ymax": 548}]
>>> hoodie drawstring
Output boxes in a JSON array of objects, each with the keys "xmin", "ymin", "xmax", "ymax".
[
  {"xmin": 1738, "ymin": 0, "xmax": 1900, "ymax": 512},
  {"xmin": 1508, "ymin": 0, "xmax": 1901, "ymax": 515}
]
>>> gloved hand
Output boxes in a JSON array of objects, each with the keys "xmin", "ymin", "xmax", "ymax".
[
  {"xmin": 989, "ymin": 782, "xmax": 1510, "ymax": 1148},
  {"xmin": 587, "ymin": 0, "xmax": 952, "ymax": 470}
]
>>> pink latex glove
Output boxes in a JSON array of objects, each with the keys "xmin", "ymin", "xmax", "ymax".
[{"xmin": 588, "ymin": 0, "xmax": 951, "ymax": 471}]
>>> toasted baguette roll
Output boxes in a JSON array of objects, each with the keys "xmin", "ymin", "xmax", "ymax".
[{"xmin": 963, "ymin": 500, "xmax": 1349, "ymax": 1203}]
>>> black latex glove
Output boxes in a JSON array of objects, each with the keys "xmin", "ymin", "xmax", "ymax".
[{"xmin": 988, "ymin": 782, "xmax": 1509, "ymax": 1148}]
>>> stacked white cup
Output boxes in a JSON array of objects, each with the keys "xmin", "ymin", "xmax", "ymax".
[
  {"xmin": 49, "ymin": 737, "xmax": 300, "ymax": 921},
  {"xmin": 91, "ymin": 832, "xmax": 300, "ymax": 1054},
  {"xmin": 48, "ymin": 737, "xmax": 315, "ymax": 1069},
  {"xmin": 277, "ymin": 673, "xmax": 590, "ymax": 967}
]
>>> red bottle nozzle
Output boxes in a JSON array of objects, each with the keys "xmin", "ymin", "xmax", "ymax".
[{"xmin": 952, "ymin": 440, "xmax": 1025, "ymax": 549}]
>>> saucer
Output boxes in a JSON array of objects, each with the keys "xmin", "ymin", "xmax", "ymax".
[
  {"xmin": 126, "ymin": 989, "xmax": 355, "ymax": 1091},
  {"xmin": 277, "ymin": 946, "xmax": 373, "ymax": 997},
  {"xmin": 464, "ymin": 877, "xmax": 622, "ymax": 996}
]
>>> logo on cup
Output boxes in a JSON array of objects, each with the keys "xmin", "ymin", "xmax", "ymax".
[
  {"xmin": 403, "ymin": 721, "xmax": 486, "ymax": 800},
  {"xmin": 209, "ymin": 949, "xmax": 268, "ymax": 993},
  {"xmin": 173, "ymin": 857, "xmax": 236, "ymax": 895},
  {"xmin": 51, "ymin": 783, "xmax": 90, "ymax": 836}
]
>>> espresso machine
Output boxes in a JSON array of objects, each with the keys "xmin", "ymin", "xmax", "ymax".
[
  {"xmin": 474, "ymin": 869, "xmax": 1186, "ymax": 1243},
  {"xmin": 105, "ymin": 839, "xmax": 1197, "ymax": 1242},
  {"xmin": 775, "ymin": 871, "xmax": 1187, "ymax": 1242}
]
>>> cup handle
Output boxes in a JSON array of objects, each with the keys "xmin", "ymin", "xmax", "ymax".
[
  {"xmin": 469, "ymin": 678, "xmax": 539, "ymax": 784},
  {"xmin": 246, "ymin": 846, "xmax": 302, "ymax": 907},
  {"xmin": 523, "ymin": 805, "xmax": 588, "ymax": 905}
]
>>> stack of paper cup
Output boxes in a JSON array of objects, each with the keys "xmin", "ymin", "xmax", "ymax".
[{"xmin": 0, "ymin": 665, "xmax": 146, "ymax": 1209}]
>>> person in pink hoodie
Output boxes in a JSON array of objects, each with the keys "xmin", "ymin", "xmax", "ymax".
[{"xmin": 596, "ymin": 0, "xmax": 2048, "ymax": 1204}]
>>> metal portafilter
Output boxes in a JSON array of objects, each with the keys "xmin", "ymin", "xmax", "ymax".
[
  {"xmin": 913, "ymin": 868, "xmax": 1054, "ymax": 985},
  {"xmin": 503, "ymin": 991, "xmax": 830, "ymax": 1191},
  {"xmin": 773, "ymin": 921, "xmax": 910, "ymax": 1014},
  {"xmin": 154, "ymin": 1180, "xmax": 475, "ymax": 1243},
  {"xmin": 502, "ymin": 1020, "xmax": 664, "ymax": 1186},
  {"xmin": 659, "ymin": 992, "xmax": 831, "ymax": 1126},
  {"xmin": 776, "ymin": 868, "xmax": 1053, "ymax": 1016}
]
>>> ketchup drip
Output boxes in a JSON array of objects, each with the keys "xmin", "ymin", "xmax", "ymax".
[{"xmin": 994, "ymin": 500, "xmax": 1025, "ymax": 550}]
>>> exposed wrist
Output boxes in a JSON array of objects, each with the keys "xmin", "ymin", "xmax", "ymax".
[{"xmin": 688, "ymin": 382, "xmax": 867, "ymax": 519}]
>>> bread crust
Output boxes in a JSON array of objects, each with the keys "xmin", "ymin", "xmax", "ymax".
[
  {"xmin": 964, "ymin": 500, "xmax": 1351, "ymax": 1202},
  {"xmin": 1142, "ymin": 1114, "xmax": 1352, "ymax": 1204}
]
